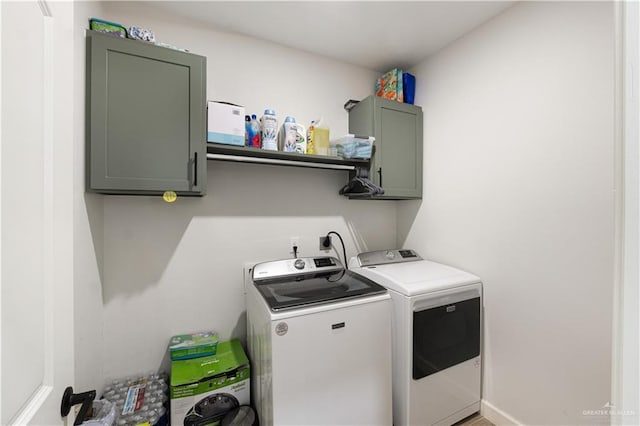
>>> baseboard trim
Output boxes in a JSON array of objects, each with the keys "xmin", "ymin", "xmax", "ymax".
[{"xmin": 481, "ymin": 400, "xmax": 523, "ymax": 426}]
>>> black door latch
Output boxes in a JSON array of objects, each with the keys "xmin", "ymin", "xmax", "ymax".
[{"xmin": 60, "ymin": 386, "xmax": 96, "ymax": 426}]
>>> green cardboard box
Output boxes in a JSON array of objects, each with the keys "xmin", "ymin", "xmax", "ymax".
[{"xmin": 170, "ymin": 339, "xmax": 250, "ymax": 426}]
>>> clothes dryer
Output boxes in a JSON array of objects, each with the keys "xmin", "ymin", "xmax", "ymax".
[{"xmin": 351, "ymin": 249, "xmax": 482, "ymax": 426}]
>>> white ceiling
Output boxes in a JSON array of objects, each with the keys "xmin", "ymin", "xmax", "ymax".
[{"xmin": 149, "ymin": 1, "xmax": 516, "ymax": 71}]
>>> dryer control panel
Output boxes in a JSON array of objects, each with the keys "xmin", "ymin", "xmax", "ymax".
[{"xmin": 355, "ymin": 249, "xmax": 423, "ymax": 267}]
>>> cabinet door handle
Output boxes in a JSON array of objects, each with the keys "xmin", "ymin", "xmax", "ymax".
[
  {"xmin": 193, "ymin": 152, "xmax": 198, "ymax": 188},
  {"xmin": 378, "ymin": 167, "xmax": 383, "ymax": 187}
]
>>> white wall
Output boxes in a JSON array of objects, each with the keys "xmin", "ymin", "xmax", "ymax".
[
  {"xmin": 400, "ymin": 2, "xmax": 615, "ymax": 425},
  {"xmin": 81, "ymin": 2, "xmax": 396, "ymax": 381},
  {"xmin": 73, "ymin": 1, "xmax": 106, "ymax": 394}
]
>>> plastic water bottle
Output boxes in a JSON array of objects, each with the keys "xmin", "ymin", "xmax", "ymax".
[
  {"xmin": 101, "ymin": 373, "xmax": 169, "ymax": 426},
  {"xmin": 244, "ymin": 115, "xmax": 251, "ymax": 146},
  {"xmin": 261, "ymin": 109, "xmax": 278, "ymax": 151},
  {"xmin": 249, "ymin": 114, "xmax": 261, "ymax": 148}
]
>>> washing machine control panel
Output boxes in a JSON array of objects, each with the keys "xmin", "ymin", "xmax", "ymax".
[
  {"xmin": 253, "ymin": 256, "xmax": 343, "ymax": 281},
  {"xmin": 355, "ymin": 249, "xmax": 422, "ymax": 267}
]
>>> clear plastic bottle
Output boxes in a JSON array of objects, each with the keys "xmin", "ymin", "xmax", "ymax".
[
  {"xmin": 261, "ymin": 109, "xmax": 278, "ymax": 151},
  {"xmin": 148, "ymin": 412, "xmax": 160, "ymax": 426}
]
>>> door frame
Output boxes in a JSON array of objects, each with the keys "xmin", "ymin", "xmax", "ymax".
[{"xmin": 612, "ymin": 2, "xmax": 639, "ymax": 424}]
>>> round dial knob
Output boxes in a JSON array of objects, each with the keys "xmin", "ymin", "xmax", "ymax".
[
  {"xmin": 385, "ymin": 251, "xmax": 396, "ymax": 260},
  {"xmin": 294, "ymin": 259, "xmax": 306, "ymax": 270}
]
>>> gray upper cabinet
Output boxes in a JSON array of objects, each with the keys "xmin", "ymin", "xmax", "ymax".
[
  {"xmin": 349, "ymin": 95, "xmax": 423, "ymax": 199},
  {"xmin": 86, "ymin": 31, "xmax": 206, "ymax": 195}
]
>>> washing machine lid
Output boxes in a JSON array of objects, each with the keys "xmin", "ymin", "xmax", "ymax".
[
  {"xmin": 352, "ymin": 250, "xmax": 480, "ymax": 296},
  {"xmin": 252, "ymin": 257, "xmax": 387, "ymax": 311}
]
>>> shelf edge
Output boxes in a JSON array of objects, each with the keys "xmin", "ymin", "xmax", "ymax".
[{"xmin": 206, "ymin": 153, "xmax": 355, "ymax": 171}]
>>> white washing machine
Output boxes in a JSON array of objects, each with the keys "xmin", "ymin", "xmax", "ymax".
[
  {"xmin": 245, "ymin": 256, "xmax": 393, "ymax": 426},
  {"xmin": 351, "ymin": 249, "xmax": 482, "ymax": 426}
]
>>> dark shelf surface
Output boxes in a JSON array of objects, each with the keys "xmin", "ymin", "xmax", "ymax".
[
  {"xmin": 347, "ymin": 194, "xmax": 422, "ymax": 200},
  {"xmin": 206, "ymin": 143, "xmax": 370, "ymax": 169}
]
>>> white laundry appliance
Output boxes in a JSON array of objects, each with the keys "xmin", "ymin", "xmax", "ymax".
[
  {"xmin": 245, "ymin": 256, "xmax": 393, "ymax": 426},
  {"xmin": 351, "ymin": 249, "xmax": 483, "ymax": 426}
]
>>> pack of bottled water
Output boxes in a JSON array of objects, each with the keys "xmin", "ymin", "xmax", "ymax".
[{"xmin": 101, "ymin": 373, "xmax": 168, "ymax": 426}]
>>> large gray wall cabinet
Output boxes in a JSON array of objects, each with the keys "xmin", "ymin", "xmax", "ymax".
[
  {"xmin": 349, "ymin": 95, "xmax": 423, "ymax": 199},
  {"xmin": 86, "ymin": 30, "xmax": 206, "ymax": 195}
]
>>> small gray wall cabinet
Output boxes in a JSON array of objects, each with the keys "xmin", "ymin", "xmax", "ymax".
[
  {"xmin": 86, "ymin": 31, "xmax": 207, "ymax": 195},
  {"xmin": 348, "ymin": 95, "xmax": 423, "ymax": 199}
]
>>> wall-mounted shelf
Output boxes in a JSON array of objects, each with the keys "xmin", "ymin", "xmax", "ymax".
[{"xmin": 206, "ymin": 143, "xmax": 370, "ymax": 171}]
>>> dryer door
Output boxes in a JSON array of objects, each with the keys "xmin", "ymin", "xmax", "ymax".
[{"xmin": 412, "ymin": 288, "xmax": 481, "ymax": 379}]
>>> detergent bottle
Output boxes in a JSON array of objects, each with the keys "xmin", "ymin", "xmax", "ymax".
[
  {"xmin": 279, "ymin": 117, "xmax": 307, "ymax": 153},
  {"xmin": 261, "ymin": 109, "xmax": 278, "ymax": 151},
  {"xmin": 306, "ymin": 120, "xmax": 316, "ymax": 155},
  {"xmin": 294, "ymin": 122, "xmax": 306, "ymax": 154},
  {"xmin": 313, "ymin": 117, "xmax": 330, "ymax": 156},
  {"xmin": 279, "ymin": 116, "xmax": 298, "ymax": 152}
]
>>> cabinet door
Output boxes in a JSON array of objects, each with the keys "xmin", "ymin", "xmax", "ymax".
[
  {"xmin": 374, "ymin": 98, "xmax": 423, "ymax": 199},
  {"xmin": 86, "ymin": 31, "xmax": 206, "ymax": 195}
]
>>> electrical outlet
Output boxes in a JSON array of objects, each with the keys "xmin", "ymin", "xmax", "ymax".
[
  {"xmin": 242, "ymin": 261, "xmax": 259, "ymax": 294},
  {"xmin": 290, "ymin": 237, "xmax": 300, "ymax": 255},
  {"xmin": 319, "ymin": 235, "xmax": 332, "ymax": 251}
]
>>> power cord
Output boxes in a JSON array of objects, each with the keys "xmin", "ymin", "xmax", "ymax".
[{"xmin": 324, "ymin": 231, "xmax": 348, "ymax": 269}]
